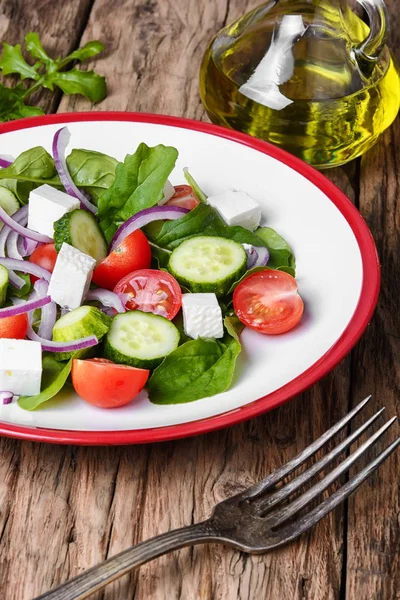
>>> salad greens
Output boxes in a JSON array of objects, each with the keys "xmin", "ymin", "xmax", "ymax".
[
  {"xmin": 65, "ymin": 149, "xmax": 119, "ymax": 202},
  {"xmin": 148, "ymin": 318, "xmax": 242, "ymax": 405},
  {"xmin": 0, "ymin": 33, "xmax": 106, "ymax": 122},
  {"xmin": 97, "ymin": 143, "xmax": 179, "ymax": 242},
  {"xmin": 255, "ymin": 227, "xmax": 296, "ymax": 276},
  {"xmin": 148, "ymin": 203, "xmax": 269, "ymax": 250},
  {"xmin": 18, "ymin": 356, "xmax": 72, "ymax": 411},
  {"xmin": 1, "ymin": 132, "xmax": 299, "ymax": 412}
]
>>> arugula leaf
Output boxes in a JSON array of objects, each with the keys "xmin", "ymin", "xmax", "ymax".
[
  {"xmin": 18, "ymin": 357, "xmax": 72, "ymax": 411},
  {"xmin": 0, "ymin": 83, "xmax": 44, "ymax": 122},
  {"xmin": 98, "ymin": 143, "xmax": 179, "ymax": 243},
  {"xmin": 0, "ymin": 42, "xmax": 39, "ymax": 80},
  {"xmin": 61, "ymin": 41, "xmax": 105, "ymax": 65},
  {"xmin": 148, "ymin": 326, "xmax": 241, "ymax": 404},
  {"xmin": 255, "ymin": 227, "xmax": 296, "ymax": 275},
  {"xmin": 48, "ymin": 70, "xmax": 107, "ymax": 103},
  {"xmin": 66, "ymin": 149, "xmax": 118, "ymax": 201},
  {"xmin": 149, "ymin": 203, "xmax": 267, "ymax": 250},
  {"xmin": 183, "ymin": 168, "xmax": 207, "ymax": 203},
  {"xmin": 24, "ymin": 32, "xmax": 52, "ymax": 65},
  {"xmin": 0, "ymin": 33, "xmax": 107, "ymax": 122}
]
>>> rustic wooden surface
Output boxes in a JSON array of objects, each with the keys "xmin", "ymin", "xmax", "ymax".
[{"xmin": 0, "ymin": 0, "xmax": 399, "ymax": 598}]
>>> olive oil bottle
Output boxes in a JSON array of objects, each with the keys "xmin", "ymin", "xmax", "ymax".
[{"xmin": 200, "ymin": 0, "xmax": 400, "ymax": 168}]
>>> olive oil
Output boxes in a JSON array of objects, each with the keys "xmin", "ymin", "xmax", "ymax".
[{"xmin": 200, "ymin": 1, "xmax": 400, "ymax": 168}]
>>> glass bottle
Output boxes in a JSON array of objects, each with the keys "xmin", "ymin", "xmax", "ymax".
[{"xmin": 199, "ymin": 0, "xmax": 400, "ymax": 168}]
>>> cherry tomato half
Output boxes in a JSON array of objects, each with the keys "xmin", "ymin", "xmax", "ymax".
[
  {"xmin": 0, "ymin": 313, "xmax": 28, "ymax": 339},
  {"xmin": 165, "ymin": 185, "xmax": 200, "ymax": 210},
  {"xmin": 92, "ymin": 230, "xmax": 152, "ymax": 291},
  {"xmin": 114, "ymin": 269, "xmax": 182, "ymax": 320},
  {"xmin": 29, "ymin": 243, "xmax": 58, "ymax": 283},
  {"xmin": 71, "ymin": 358, "xmax": 149, "ymax": 408},
  {"xmin": 233, "ymin": 269, "xmax": 304, "ymax": 335}
]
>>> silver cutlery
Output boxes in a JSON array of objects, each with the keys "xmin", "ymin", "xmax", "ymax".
[{"xmin": 36, "ymin": 396, "xmax": 399, "ymax": 600}]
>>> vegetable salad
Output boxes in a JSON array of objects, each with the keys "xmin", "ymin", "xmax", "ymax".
[{"xmin": 0, "ymin": 127, "xmax": 302, "ymax": 411}]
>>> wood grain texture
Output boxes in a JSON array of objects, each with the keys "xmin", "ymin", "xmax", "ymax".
[
  {"xmin": 344, "ymin": 1, "xmax": 400, "ymax": 598},
  {"xmin": 0, "ymin": 0, "xmax": 398, "ymax": 599}
]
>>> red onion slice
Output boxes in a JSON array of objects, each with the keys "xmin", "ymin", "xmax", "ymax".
[
  {"xmin": 8, "ymin": 270, "xmax": 25, "ymax": 290},
  {"xmin": 0, "ymin": 295, "xmax": 51, "ymax": 318},
  {"xmin": 52, "ymin": 127, "xmax": 97, "ymax": 214},
  {"xmin": 0, "ymin": 204, "xmax": 52, "ymax": 243},
  {"xmin": 243, "ymin": 244, "xmax": 269, "ymax": 269},
  {"xmin": 0, "ymin": 257, "xmax": 51, "ymax": 281},
  {"xmin": 110, "ymin": 205, "xmax": 189, "ymax": 252},
  {"xmin": 253, "ymin": 246, "xmax": 270, "ymax": 267},
  {"xmin": 6, "ymin": 231, "xmax": 23, "ymax": 260},
  {"xmin": 0, "ymin": 157, "xmax": 12, "ymax": 168},
  {"xmin": 0, "ymin": 391, "xmax": 13, "ymax": 405},
  {"xmin": 32, "ymin": 280, "xmax": 57, "ymax": 339},
  {"xmin": 85, "ymin": 289, "xmax": 125, "ymax": 313},
  {"xmin": 27, "ymin": 324, "xmax": 98, "ymax": 353}
]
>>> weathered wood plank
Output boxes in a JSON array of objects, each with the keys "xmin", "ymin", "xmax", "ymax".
[
  {"xmin": 3, "ymin": 0, "xmax": 398, "ymax": 599},
  {"xmin": 345, "ymin": 1, "xmax": 400, "ymax": 596}
]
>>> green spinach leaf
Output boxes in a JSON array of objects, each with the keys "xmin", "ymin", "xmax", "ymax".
[
  {"xmin": 18, "ymin": 357, "xmax": 72, "ymax": 411},
  {"xmin": 149, "ymin": 203, "xmax": 267, "ymax": 250},
  {"xmin": 0, "ymin": 146, "xmax": 57, "ymax": 181},
  {"xmin": 148, "ymin": 325, "xmax": 241, "ymax": 405},
  {"xmin": 66, "ymin": 149, "xmax": 118, "ymax": 202},
  {"xmin": 97, "ymin": 143, "xmax": 178, "ymax": 243},
  {"xmin": 255, "ymin": 226, "xmax": 296, "ymax": 275}
]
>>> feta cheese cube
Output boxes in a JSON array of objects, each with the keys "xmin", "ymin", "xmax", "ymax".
[
  {"xmin": 0, "ymin": 339, "xmax": 42, "ymax": 396},
  {"xmin": 207, "ymin": 190, "xmax": 261, "ymax": 231},
  {"xmin": 28, "ymin": 184, "xmax": 80, "ymax": 238},
  {"xmin": 48, "ymin": 243, "xmax": 96, "ymax": 309},
  {"xmin": 182, "ymin": 293, "xmax": 224, "ymax": 339},
  {"xmin": 157, "ymin": 180, "xmax": 175, "ymax": 206}
]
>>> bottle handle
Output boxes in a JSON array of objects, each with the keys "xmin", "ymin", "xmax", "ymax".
[{"xmin": 354, "ymin": 0, "xmax": 389, "ymax": 70}]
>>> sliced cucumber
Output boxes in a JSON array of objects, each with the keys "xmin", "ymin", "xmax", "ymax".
[
  {"xmin": 168, "ymin": 236, "xmax": 247, "ymax": 297},
  {"xmin": 0, "ymin": 187, "xmax": 19, "ymax": 231},
  {"xmin": 0, "ymin": 264, "xmax": 9, "ymax": 307},
  {"xmin": 104, "ymin": 310, "xmax": 180, "ymax": 369},
  {"xmin": 53, "ymin": 305, "xmax": 111, "ymax": 360},
  {"xmin": 54, "ymin": 209, "xmax": 107, "ymax": 263}
]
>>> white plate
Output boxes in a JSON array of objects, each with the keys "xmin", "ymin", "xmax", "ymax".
[{"xmin": 0, "ymin": 113, "xmax": 379, "ymax": 444}]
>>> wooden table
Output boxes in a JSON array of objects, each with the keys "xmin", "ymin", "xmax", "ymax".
[{"xmin": 0, "ymin": 1, "xmax": 399, "ymax": 598}]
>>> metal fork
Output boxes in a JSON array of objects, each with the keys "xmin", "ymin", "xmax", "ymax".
[{"xmin": 36, "ymin": 396, "xmax": 399, "ymax": 600}]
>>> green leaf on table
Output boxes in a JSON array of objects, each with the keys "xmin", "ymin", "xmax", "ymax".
[
  {"xmin": 148, "ymin": 326, "xmax": 241, "ymax": 405},
  {"xmin": 66, "ymin": 149, "xmax": 118, "ymax": 202},
  {"xmin": 48, "ymin": 69, "xmax": 107, "ymax": 103},
  {"xmin": 18, "ymin": 357, "xmax": 73, "ymax": 411},
  {"xmin": 97, "ymin": 143, "xmax": 179, "ymax": 243},
  {"xmin": 62, "ymin": 41, "xmax": 105, "ymax": 64},
  {"xmin": 149, "ymin": 203, "xmax": 268, "ymax": 250},
  {"xmin": 0, "ymin": 83, "xmax": 44, "ymax": 122},
  {"xmin": 0, "ymin": 42, "xmax": 40, "ymax": 80},
  {"xmin": 183, "ymin": 167, "xmax": 207, "ymax": 203},
  {"xmin": 24, "ymin": 32, "xmax": 53, "ymax": 66},
  {"xmin": 255, "ymin": 226, "xmax": 296, "ymax": 276}
]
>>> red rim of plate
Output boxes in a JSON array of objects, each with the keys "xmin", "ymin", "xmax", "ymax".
[{"xmin": 0, "ymin": 112, "xmax": 380, "ymax": 445}]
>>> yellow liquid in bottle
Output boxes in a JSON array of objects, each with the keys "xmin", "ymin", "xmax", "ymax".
[{"xmin": 200, "ymin": 6, "xmax": 400, "ymax": 168}]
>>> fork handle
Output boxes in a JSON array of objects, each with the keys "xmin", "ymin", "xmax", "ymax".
[{"xmin": 34, "ymin": 520, "xmax": 216, "ymax": 600}]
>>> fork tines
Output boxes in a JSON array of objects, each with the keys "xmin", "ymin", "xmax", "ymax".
[{"xmin": 243, "ymin": 396, "xmax": 399, "ymax": 541}]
